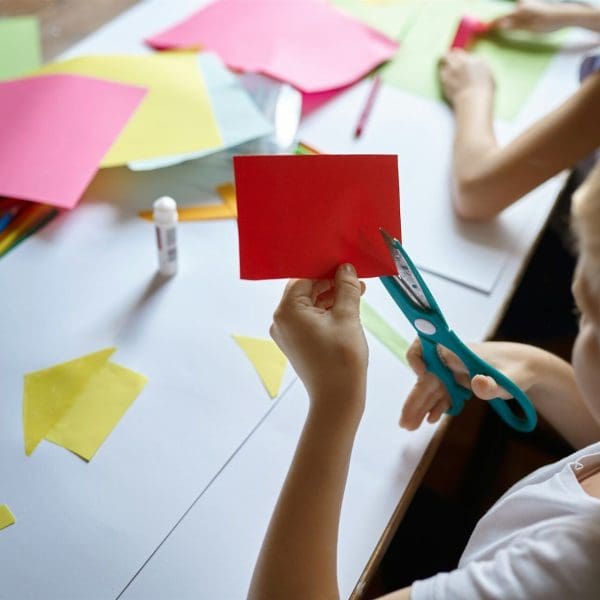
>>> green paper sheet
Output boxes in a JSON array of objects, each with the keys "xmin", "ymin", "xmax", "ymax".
[
  {"xmin": 332, "ymin": 0, "xmax": 422, "ymax": 40},
  {"xmin": 0, "ymin": 17, "xmax": 41, "ymax": 80},
  {"xmin": 380, "ymin": 0, "xmax": 566, "ymax": 120},
  {"xmin": 360, "ymin": 300, "xmax": 410, "ymax": 365}
]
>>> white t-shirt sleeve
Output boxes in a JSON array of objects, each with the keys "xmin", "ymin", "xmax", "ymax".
[{"xmin": 411, "ymin": 517, "xmax": 600, "ymax": 600}]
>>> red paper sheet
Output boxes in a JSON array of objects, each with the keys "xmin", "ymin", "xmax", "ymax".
[{"xmin": 234, "ymin": 155, "xmax": 401, "ymax": 280}]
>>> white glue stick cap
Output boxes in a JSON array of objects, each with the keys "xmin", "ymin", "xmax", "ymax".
[{"xmin": 153, "ymin": 196, "xmax": 178, "ymax": 225}]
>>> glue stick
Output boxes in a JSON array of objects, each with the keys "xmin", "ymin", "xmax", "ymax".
[{"xmin": 153, "ymin": 196, "xmax": 178, "ymax": 276}]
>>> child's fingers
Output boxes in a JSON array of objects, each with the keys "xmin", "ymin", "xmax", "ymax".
[
  {"xmin": 406, "ymin": 338, "xmax": 427, "ymax": 376},
  {"xmin": 471, "ymin": 374, "xmax": 512, "ymax": 400},
  {"xmin": 426, "ymin": 397, "xmax": 450, "ymax": 424},
  {"xmin": 282, "ymin": 278, "xmax": 315, "ymax": 306},
  {"xmin": 311, "ymin": 279, "xmax": 334, "ymax": 303},
  {"xmin": 400, "ymin": 373, "xmax": 447, "ymax": 429}
]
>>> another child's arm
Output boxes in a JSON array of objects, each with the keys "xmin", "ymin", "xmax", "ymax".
[
  {"xmin": 401, "ymin": 339, "xmax": 600, "ymax": 449},
  {"xmin": 247, "ymin": 265, "xmax": 403, "ymax": 599},
  {"xmin": 489, "ymin": 0, "xmax": 600, "ymax": 33},
  {"xmin": 440, "ymin": 53, "xmax": 600, "ymax": 221}
]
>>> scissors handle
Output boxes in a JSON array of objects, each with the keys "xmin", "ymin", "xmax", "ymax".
[
  {"xmin": 420, "ymin": 337, "xmax": 471, "ymax": 416},
  {"xmin": 424, "ymin": 332, "xmax": 537, "ymax": 433}
]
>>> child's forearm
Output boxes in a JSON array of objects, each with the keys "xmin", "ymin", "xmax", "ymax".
[
  {"xmin": 479, "ymin": 342, "xmax": 600, "ymax": 449},
  {"xmin": 451, "ymin": 88, "xmax": 499, "ymax": 219},
  {"xmin": 248, "ymin": 387, "xmax": 365, "ymax": 600},
  {"xmin": 555, "ymin": 5, "xmax": 600, "ymax": 32}
]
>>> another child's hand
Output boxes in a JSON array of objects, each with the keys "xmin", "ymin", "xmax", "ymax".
[
  {"xmin": 439, "ymin": 50, "xmax": 495, "ymax": 106},
  {"xmin": 270, "ymin": 264, "xmax": 368, "ymax": 419},
  {"xmin": 489, "ymin": 0, "xmax": 573, "ymax": 33},
  {"xmin": 400, "ymin": 339, "xmax": 536, "ymax": 430}
]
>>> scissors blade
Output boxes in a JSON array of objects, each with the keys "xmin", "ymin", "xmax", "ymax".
[{"xmin": 379, "ymin": 228, "xmax": 431, "ymax": 310}]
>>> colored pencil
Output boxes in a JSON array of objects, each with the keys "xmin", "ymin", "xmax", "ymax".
[{"xmin": 354, "ymin": 75, "xmax": 381, "ymax": 139}]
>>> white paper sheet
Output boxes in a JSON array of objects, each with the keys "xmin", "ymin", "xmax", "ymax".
[{"xmin": 299, "ymin": 78, "xmax": 572, "ymax": 293}]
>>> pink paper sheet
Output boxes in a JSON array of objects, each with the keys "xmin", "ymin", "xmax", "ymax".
[
  {"xmin": 147, "ymin": 0, "xmax": 398, "ymax": 93},
  {"xmin": 0, "ymin": 74, "xmax": 145, "ymax": 209}
]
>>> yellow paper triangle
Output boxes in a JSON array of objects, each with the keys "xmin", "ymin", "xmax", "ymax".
[
  {"xmin": 45, "ymin": 362, "xmax": 147, "ymax": 461},
  {"xmin": 0, "ymin": 505, "xmax": 16, "ymax": 531},
  {"xmin": 232, "ymin": 335, "xmax": 287, "ymax": 399},
  {"xmin": 23, "ymin": 348, "xmax": 115, "ymax": 456}
]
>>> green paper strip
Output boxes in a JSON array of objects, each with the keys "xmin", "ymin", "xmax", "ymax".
[
  {"xmin": 361, "ymin": 300, "xmax": 410, "ymax": 365},
  {"xmin": 0, "ymin": 17, "xmax": 41, "ymax": 81}
]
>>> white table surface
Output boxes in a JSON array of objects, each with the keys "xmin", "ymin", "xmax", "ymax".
[{"xmin": 1, "ymin": 1, "xmax": 596, "ymax": 599}]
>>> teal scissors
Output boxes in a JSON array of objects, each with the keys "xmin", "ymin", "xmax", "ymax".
[{"xmin": 379, "ymin": 228, "xmax": 537, "ymax": 432}]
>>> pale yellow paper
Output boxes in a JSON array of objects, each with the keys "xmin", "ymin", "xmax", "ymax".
[
  {"xmin": 23, "ymin": 348, "xmax": 147, "ymax": 460},
  {"xmin": 23, "ymin": 348, "xmax": 116, "ymax": 455},
  {"xmin": 36, "ymin": 53, "xmax": 222, "ymax": 167},
  {"xmin": 0, "ymin": 505, "xmax": 16, "ymax": 531},
  {"xmin": 233, "ymin": 335, "xmax": 287, "ymax": 399},
  {"xmin": 45, "ymin": 362, "xmax": 147, "ymax": 461}
]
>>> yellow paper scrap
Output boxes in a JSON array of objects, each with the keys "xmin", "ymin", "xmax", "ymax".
[
  {"xmin": 0, "ymin": 505, "xmax": 16, "ymax": 531},
  {"xmin": 233, "ymin": 335, "xmax": 287, "ymax": 399},
  {"xmin": 35, "ymin": 53, "xmax": 222, "ymax": 167},
  {"xmin": 23, "ymin": 348, "xmax": 116, "ymax": 456},
  {"xmin": 216, "ymin": 182, "xmax": 237, "ymax": 216},
  {"xmin": 138, "ymin": 182, "xmax": 237, "ymax": 222},
  {"xmin": 23, "ymin": 348, "xmax": 147, "ymax": 460}
]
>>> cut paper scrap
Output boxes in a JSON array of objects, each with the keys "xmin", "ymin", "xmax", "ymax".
[
  {"xmin": 380, "ymin": 0, "xmax": 565, "ymax": 120},
  {"xmin": 128, "ymin": 53, "xmax": 272, "ymax": 171},
  {"xmin": 233, "ymin": 154, "xmax": 401, "ymax": 279},
  {"xmin": 138, "ymin": 182, "xmax": 237, "ymax": 222},
  {"xmin": 0, "ymin": 505, "xmax": 16, "ymax": 531},
  {"xmin": 360, "ymin": 300, "xmax": 409, "ymax": 365},
  {"xmin": 232, "ymin": 335, "xmax": 287, "ymax": 399},
  {"xmin": 0, "ymin": 16, "xmax": 41, "ymax": 80},
  {"xmin": 0, "ymin": 75, "xmax": 145, "ymax": 209},
  {"xmin": 36, "ymin": 53, "xmax": 222, "ymax": 167},
  {"xmin": 23, "ymin": 348, "xmax": 147, "ymax": 461},
  {"xmin": 146, "ymin": 0, "xmax": 398, "ymax": 93}
]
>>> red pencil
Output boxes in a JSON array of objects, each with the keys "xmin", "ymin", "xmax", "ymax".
[{"xmin": 354, "ymin": 75, "xmax": 382, "ymax": 139}]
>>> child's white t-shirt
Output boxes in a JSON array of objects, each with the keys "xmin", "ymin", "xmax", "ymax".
[{"xmin": 411, "ymin": 442, "xmax": 600, "ymax": 600}]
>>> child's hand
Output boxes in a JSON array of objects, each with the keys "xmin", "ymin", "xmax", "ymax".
[
  {"xmin": 489, "ymin": 0, "xmax": 574, "ymax": 33},
  {"xmin": 270, "ymin": 264, "xmax": 368, "ymax": 419},
  {"xmin": 400, "ymin": 339, "xmax": 537, "ymax": 430},
  {"xmin": 439, "ymin": 50, "xmax": 495, "ymax": 106}
]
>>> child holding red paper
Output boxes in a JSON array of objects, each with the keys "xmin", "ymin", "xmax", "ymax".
[
  {"xmin": 439, "ymin": 0, "xmax": 600, "ymax": 221},
  {"xmin": 248, "ymin": 164, "xmax": 600, "ymax": 599}
]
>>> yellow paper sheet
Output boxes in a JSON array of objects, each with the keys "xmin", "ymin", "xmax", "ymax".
[
  {"xmin": 139, "ymin": 183, "xmax": 237, "ymax": 222},
  {"xmin": 0, "ymin": 505, "xmax": 16, "ymax": 531},
  {"xmin": 35, "ymin": 53, "xmax": 222, "ymax": 167},
  {"xmin": 232, "ymin": 335, "xmax": 287, "ymax": 399},
  {"xmin": 23, "ymin": 348, "xmax": 147, "ymax": 460}
]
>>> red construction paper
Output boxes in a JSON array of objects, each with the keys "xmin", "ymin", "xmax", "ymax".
[{"xmin": 234, "ymin": 155, "xmax": 401, "ymax": 280}]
